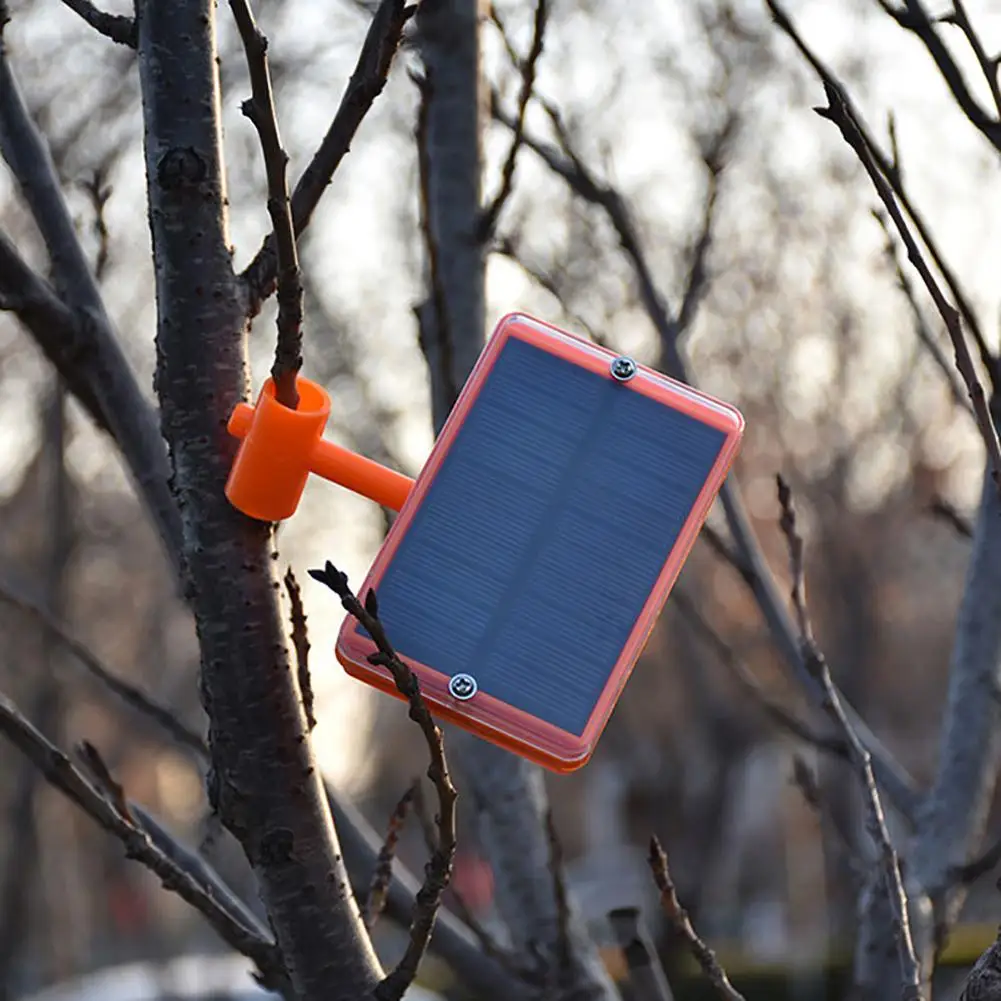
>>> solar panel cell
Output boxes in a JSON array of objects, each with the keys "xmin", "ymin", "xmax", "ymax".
[{"xmin": 337, "ymin": 314, "xmax": 743, "ymax": 771}]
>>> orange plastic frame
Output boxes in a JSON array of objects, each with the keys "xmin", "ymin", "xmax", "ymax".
[{"xmin": 336, "ymin": 313, "xmax": 745, "ymax": 773}]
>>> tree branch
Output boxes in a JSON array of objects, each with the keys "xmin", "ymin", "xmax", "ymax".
[
  {"xmin": 775, "ymin": 475, "xmax": 923, "ymax": 1001},
  {"xmin": 767, "ymin": 0, "xmax": 997, "ymax": 387},
  {"xmin": 325, "ymin": 784, "xmax": 531, "ymax": 1001},
  {"xmin": 0, "ymin": 693, "xmax": 285, "ymax": 988},
  {"xmin": 240, "ymin": 0, "xmax": 414, "ymax": 315},
  {"xmin": 764, "ymin": 10, "xmax": 1001, "ymax": 987},
  {"xmin": 58, "ymin": 0, "xmax": 136, "ymax": 47},
  {"xmin": 873, "ymin": 210, "xmax": 972, "ymax": 415},
  {"xmin": 137, "ymin": 3, "xmax": 382, "ymax": 998},
  {"xmin": 479, "ymin": 0, "xmax": 548, "ymax": 242},
  {"xmin": 676, "ymin": 106, "xmax": 737, "ymax": 337},
  {"xmin": 944, "ymin": 0, "xmax": 1001, "ymax": 118},
  {"xmin": 0, "ymin": 558, "xmax": 522, "ymax": 1001},
  {"xmin": 79, "ymin": 166, "xmax": 113, "ymax": 281},
  {"xmin": 951, "ymin": 830, "xmax": 1001, "ymax": 886},
  {"xmin": 492, "ymin": 94, "xmax": 682, "ymax": 352},
  {"xmin": 230, "ymin": 0, "xmax": 303, "ymax": 408},
  {"xmin": 810, "ymin": 79, "xmax": 1001, "ymax": 493},
  {"xmin": 929, "ymin": 497, "xmax": 974, "ymax": 539},
  {"xmin": 0, "ymin": 575, "xmax": 206, "ymax": 757},
  {"xmin": 500, "ymin": 82, "xmax": 922, "ymax": 824},
  {"xmin": 0, "ymin": 10, "xmax": 181, "ymax": 574},
  {"xmin": 672, "ymin": 588, "xmax": 849, "ymax": 759},
  {"xmin": 307, "ymin": 562, "xmax": 456, "ymax": 1001},
  {"xmin": 365, "ymin": 781, "xmax": 418, "ymax": 930},
  {"xmin": 544, "ymin": 809, "xmax": 573, "ymax": 987},
  {"xmin": 648, "ymin": 836, "xmax": 745, "ymax": 1001},
  {"xmin": 878, "ymin": 0, "xmax": 1001, "ymax": 153},
  {"xmin": 283, "ymin": 568, "xmax": 315, "ymax": 730},
  {"xmin": 419, "ymin": 7, "xmax": 617, "ymax": 997},
  {"xmin": 131, "ymin": 801, "xmax": 272, "ymax": 941},
  {"xmin": 0, "ymin": 231, "xmax": 110, "ymax": 433}
]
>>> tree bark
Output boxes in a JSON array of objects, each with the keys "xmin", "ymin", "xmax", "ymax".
[
  {"xmin": 415, "ymin": 0, "xmax": 487, "ymax": 432},
  {"xmin": 135, "ymin": 2, "xmax": 382, "ymax": 998},
  {"xmin": 855, "ymin": 455, "xmax": 1001, "ymax": 999},
  {"xmin": 463, "ymin": 745, "xmax": 618, "ymax": 1000}
]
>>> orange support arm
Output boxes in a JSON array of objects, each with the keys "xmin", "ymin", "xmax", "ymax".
[{"xmin": 225, "ymin": 377, "xmax": 415, "ymax": 520}]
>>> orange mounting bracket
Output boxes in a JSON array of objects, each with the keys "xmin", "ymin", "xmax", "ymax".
[{"xmin": 225, "ymin": 376, "xmax": 413, "ymax": 521}]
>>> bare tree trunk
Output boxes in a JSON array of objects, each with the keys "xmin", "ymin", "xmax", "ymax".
[
  {"xmin": 0, "ymin": 384, "xmax": 73, "ymax": 995},
  {"xmin": 855, "ymin": 454, "xmax": 1001, "ymax": 999},
  {"xmin": 464, "ymin": 746, "xmax": 618, "ymax": 1000},
  {"xmin": 415, "ymin": 0, "xmax": 487, "ymax": 432},
  {"xmin": 414, "ymin": 3, "xmax": 617, "ymax": 997},
  {"xmin": 135, "ymin": 3, "xmax": 381, "ymax": 998}
]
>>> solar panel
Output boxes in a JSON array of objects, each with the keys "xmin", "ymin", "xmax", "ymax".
[{"xmin": 336, "ymin": 313, "xmax": 743, "ymax": 771}]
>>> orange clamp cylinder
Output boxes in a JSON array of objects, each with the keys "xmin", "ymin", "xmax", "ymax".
[{"xmin": 225, "ymin": 376, "xmax": 415, "ymax": 521}]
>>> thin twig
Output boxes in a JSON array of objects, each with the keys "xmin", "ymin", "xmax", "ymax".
[
  {"xmin": 490, "ymin": 237, "xmax": 605, "ymax": 345},
  {"xmin": 0, "ymin": 12, "xmax": 181, "ymax": 572},
  {"xmin": 767, "ymin": 0, "xmax": 997, "ymax": 386},
  {"xmin": 480, "ymin": 0, "xmax": 548, "ymax": 241},
  {"xmin": 873, "ymin": 210, "xmax": 972, "ymax": 414},
  {"xmin": 0, "ymin": 692, "xmax": 285, "ymax": 988},
  {"xmin": 283, "ymin": 568, "xmax": 315, "ymax": 730},
  {"xmin": 648, "ymin": 836, "xmax": 746, "ymax": 1001},
  {"xmin": 324, "ymin": 781, "xmax": 531, "ymax": 1001},
  {"xmin": 413, "ymin": 776, "xmax": 539, "ymax": 984},
  {"xmin": 791, "ymin": 755, "xmax": 865, "ymax": 882},
  {"xmin": 499, "ymin": 66, "xmax": 921, "ymax": 822},
  {"xmin": 77, "ymin": 739, "xmax": 132, "ymax": 820},
  {"xmin": 491, "ymin": 91, "xmax": 681, "ymax": 351},
  {"xmin": 366, "ymin": 781, "xmax": 418, "ymax": 929},
  {"xmin": 79, "ymin": 167, "xmax": 113, "ymax": 281},
  {"xmin": 0, "ymin": 577, "xmax": 206, "ymax": 758},
  {"xmin": 951, "ymin": 831, "xmax": 1001, "ymax": 886},
  {"xmin": 809, "ymin": 80, "xmax": 1001, "ymax": 493},
  {"xmin": 230, "ymin": 0, "xmax": 303, "ymax": 408},
  {"xmin": 775, "ymin": 475, "xmax": 923, "ymax": 1001},
  {"xmin": 134, "ymin": 803, "xmax": 270, "ymax": 938},
  {"xmin": 58, "ymin": 0, "xmax": 136, "ymax": 47},
  {"xmin": 676, "ymin": 113, "xmax": 737, "ymax": 335},
  {"xmin": 240, "ymin": 0, "xmax": 414, "ymax": 314},
  {"xmin": 944, "ymin": 0, "xmax": 1001, "ymax": 118},
  {"xmin": 308, "ymin": 561, "xmax": 456, "ymax": 1001},
  {"xmin": 928, "ymin": 497, "xmax": 974, "ymax": 539},
  {"xmin": 671, "ymin": 589, "xmax": 848, "ymax": 759},
  {"xmin": 877, "ymin": 0, "xmax": 1001, "ymax": 153}
]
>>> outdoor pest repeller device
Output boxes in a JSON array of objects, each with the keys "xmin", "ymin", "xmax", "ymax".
[{"xmin": 226, "ymin": 313, "xmax": 744, "ymax": 772}]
